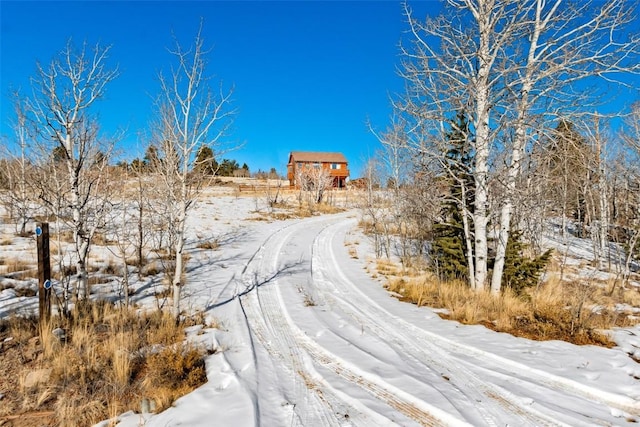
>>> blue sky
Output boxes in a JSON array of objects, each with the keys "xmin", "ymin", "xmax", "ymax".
[
  {"xmin": 2, "ymin": 1, "xmax": 638, "ymax": 177},
  {"xmin": 1, "ymin": 1, "xmax": 443, "ymax": 177}
]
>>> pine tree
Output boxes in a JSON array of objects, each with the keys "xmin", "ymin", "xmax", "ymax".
[
  {"xmin": 502, "ymin": 230, "xmax": 553, "ymax": 296},
  {"xmin": 218, "ymin": 158, "xmax": 239, "ymax": 176},
  {"xmin": 430, "ymin": 112, "xmax": 475, "ymax": 280},
  {"xmin": 143, "ymin": 144, "xmax": 161, "ymax": 170},
  {"xmin": 194, "ymin": 145, "xmax": 218, "ymax": 175}
]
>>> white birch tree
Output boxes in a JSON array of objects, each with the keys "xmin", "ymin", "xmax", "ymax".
[
  {"xmin": 400, "ymin": 0, "xmax": 522, "ymax": 291},
  {"xmin": 152, "ymin": 25, "xmax": 234, "ymax": 319},
  {"xmin": 399, "ymin": 0, "xmax": 639, "ymax": 293},
  {"xmin": 490, "ymin": 0, "xmax": 640, "ymax": 294},
  {"xmin": 25, "ymin": 40, "xmax": 118, "ymax": 302},
  {"xmin": 620, "ymin": 102, "xmax": 640, "ymax": 284}
]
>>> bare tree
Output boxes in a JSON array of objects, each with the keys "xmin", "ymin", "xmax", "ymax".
[
  {"xmin": 374, "ymin": 119, "xmax": 412, "ymax": 261},
  {"xmin": 307, "ymin": 166, "xmax": 334, "ymax": 206},
  {"xmin": 619, "ymin": 102, "xmax": 640, "ymax": 285},
  {"xmin": 130, "ymin": 161, "xmax": 153, "ymax": 269},
  {"xmin": 490, "ymin": 0, "xmax": 640, "ymax": 294},
  {"xmin": 399, "ymin": 0, "xmax": 639, "ymax": 293},
  {"xmin": 295, "ymin": 164, "xmax": 334, "ymax": 211},
  {"xmin": 400, "ymin": 0, "xmax": 522, "ymax": 290},
  {"xmin": 1, "ymin": 95, "xmax": 35, "ymax": 235},
  {"xmin": 359, "ymin": 158, "xmax": 386, "ymax": 258},
  {"xmin": 152, "ymin": 25, "xmax": 234, "ymax": 319},
  {"xmin": 581, "ymin": 115, "xmax": 612, "ymax": 269},
  {"xmin": 105, "ymin": 197, "xmax": 133, "ymax": 308},
  {"xmin": 105, "ymin": 165, "xmax": 155, "ymax": 307},
  {"xmin": 24, "ymin": 40, "xmax": 118, "ymax": 302}
]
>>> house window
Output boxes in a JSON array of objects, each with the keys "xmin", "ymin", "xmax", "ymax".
[
  {"xmin": 331, "ymin": 163, "xmax": 340, "ymax": 170},
  {"xmin": 313, "ymin": 162, "xmax": 320, "ymax": 168}
]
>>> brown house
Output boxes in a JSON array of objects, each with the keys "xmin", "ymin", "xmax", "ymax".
[{"xmin": 287, "ymin": 151, "xmax": 350, "ymax": 189}]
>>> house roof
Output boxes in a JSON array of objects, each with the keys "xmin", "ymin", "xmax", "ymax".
[{"xmin": 289, "ymin": 151, "xmax": 348, "ymax": 164}]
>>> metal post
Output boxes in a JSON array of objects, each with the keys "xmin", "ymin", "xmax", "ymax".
[{"xmin": 36, "ymin": 222, "xmax": 51, "ymax": 324}]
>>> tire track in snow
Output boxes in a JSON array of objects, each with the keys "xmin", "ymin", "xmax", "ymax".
[
  {"xmin": 316, "ymin": 217, "xmax": 640, "ymax": 424},
  {"xmin": 238, "ymin": 217, "xmax": 369, "ymax": 426},
  {"xmin": 311, "ymin": 219, "xmax": 564, "ymax": 427},
  {"xmin": 239, "ymin": 215, "xmax": 471, "ymax": 426}
]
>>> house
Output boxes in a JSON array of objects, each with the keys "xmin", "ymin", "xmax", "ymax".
[{"xmin": 287, "ymin": 151, "xmax": 349, "ymax": 189}]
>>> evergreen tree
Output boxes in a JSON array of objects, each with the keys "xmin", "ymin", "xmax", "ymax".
[
  {"xmin": 429, "ymin": 112, "xmax": 554, "ymax": 291},
  {"xmin": 93, "ymin": 150, "xmax": 107, "ymax": 167},
  {"xmin": 130, "ymin": 158, "xmax": 145, "ymax": 172},
  {"xmin": 194, "ymin": 145, "xmax": 218, "ymax": 175},
  {"xmin": 52, "ymin": 145, "xmax": 67, "ymax": 163},
  {"xmin": 143, "ymin": 144, "xmax": 160, "ymax": 170},
  {"xmin": 218, "ymin": 158, "xmax": 239, "ymax": 176},
  {"xmin": 502, "ymin": 230, "xmax": 553, "ymax": 296},
  {"xmin": 430, "ymin": 112, "xmax": 475, "ymax": 280}
]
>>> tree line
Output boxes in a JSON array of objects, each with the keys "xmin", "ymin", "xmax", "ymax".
[{"xmin": 116, "ymin": 144, "xmax": 251, "ymax": 177}]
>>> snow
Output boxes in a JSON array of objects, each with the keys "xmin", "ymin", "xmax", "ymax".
[{"xmin": 2, "ymin": 192, "xmax": 640, "ymax": 426}]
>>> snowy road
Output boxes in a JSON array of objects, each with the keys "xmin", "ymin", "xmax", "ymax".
[
  {"xmin": 109, "ymin": 206, "xmax": 640, "ymax": 427},
  {"xmin": 233, "ymin": 213, "xmax": 640, "ymax": 426}
]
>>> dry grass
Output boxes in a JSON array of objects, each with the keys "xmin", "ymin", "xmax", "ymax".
[
  {"xmin": 3, "ymin": 259, "xmax": 32, "ymax": 273},
  {"xmin": 376, "ymin": 258, "xmax": 398, "ymax": 276},
  {"xmin": 358, "ymin": 218, "xmax": 393, "ymax": 235},
  {"xmin": 0, "ymin": 302, "xmax": 212, "ymax": 426},
  {"xmin": 621, "ymin": 284, "xmax": 640, "ymax": 307},
  {"xmin": 245, "ymin": 197, "xmax": 345, "ymax": 222},
  {"xmin": 142, "ymin": 260, "xmax": 165, "ymax": 277},
  {"xmin": 378, "ymin": 257, "xmax": 631, "ymax": 347},
  {"xmin": 54, "ymin": 399, "xmax": 105, "ymax": 427},
  {"xmin": 52, "ymin": 264, "xmax": 77, "ymax": 281},
  {"xmin": 313, "ymin": 203, "xmax": 344, "ymax": 215},
  {"xmin": 0, "ymin": 283, "xmax": 37, "ymax": 298},
  {"xmin": 272, "ymin": 211, "xmax": 305, "ymax": 220},
  {"xmin": 197, "ymin": 238, "xmax": 220, "ymax": 250},
  {"xmin": 91, "ymin": 232, "xmax": 113, "ymax": 246},
  {"xmin": 102, "ymin": 259, "xmax": 120, "ymax": 275},
  {"xmin": 1, "ymin": 258, "xmax": 37, "ymax": 280},
  {"xmin": 142, "ymin": 344, "xmax": 207, "ymax": 412},
  {"xmin": 57, "ymin": 230, "xmax": 75, "ymax": 243},
  {"xmin": 348, "ymin": 246, "xmax": 358, "ymax": 259}
]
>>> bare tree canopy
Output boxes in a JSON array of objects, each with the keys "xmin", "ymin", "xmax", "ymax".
[
  {"xmin": 21, "ymin": 40, "xmax": 119, "ymax": 303},
  {"xmin": 397, "ymin": 0, "xmax": 640, "ymax": 293},
  {"xmin": 151, "ymin": 23, "xmax": 235, "ymax": 319}
]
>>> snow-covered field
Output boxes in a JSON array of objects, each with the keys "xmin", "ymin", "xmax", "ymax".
[{"xmin": 2, "ymin": 190, "xmax": 640, "ymax": 426}]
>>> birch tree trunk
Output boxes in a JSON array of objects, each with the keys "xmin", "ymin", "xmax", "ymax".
[
  {"xmin": 470, "ymin": 0, "xmax": 494, "ymax": 291},
  {"xmin": 594, "ymin": 119, "xmax": 610, "ymax": 270},
  {"xmin": 490, "ymin": 1, "xmax": 541, "ymax": 294},
  {"xmin": 460, "ymin": 183, "xmax": 476, "ymax": 287},
  {"xmin": 2, "ymin": 95, "xmax": 33, "ymax": 236}
]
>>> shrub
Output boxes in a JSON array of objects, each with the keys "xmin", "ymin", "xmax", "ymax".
[
  {"xmin": 0, "ymin": 302, "xmax": 210, "ymax": 425},
  {"xmin": 142, "ymin": 345, "xmax": 207, "ymax": 411}
]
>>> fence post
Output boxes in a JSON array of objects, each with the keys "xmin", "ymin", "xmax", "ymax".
[{"xmin": 36, "ymin": 222, "xmax": 51, "ymax": 324}]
